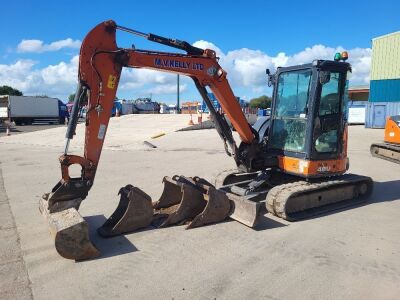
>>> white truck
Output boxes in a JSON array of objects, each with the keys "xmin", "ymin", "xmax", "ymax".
[{"xmin": 0, "ymin": 95, "xmax": 68, "ymax": 125}]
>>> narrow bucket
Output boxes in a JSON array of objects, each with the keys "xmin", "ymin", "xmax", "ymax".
[
  {"xmin": 153, "ymin": 176, "xmax": 206, "ymax": 227},
  {"xmin": 187, "ymin": 185, "xmax": 231, "ymax": 229},
  {"xmin": 191, "ymin": 176, "xmax": 260, "ymax": 228},
  {"xmin": 97, "ymin": 185, "xmax": 154, "ymax": 237}
]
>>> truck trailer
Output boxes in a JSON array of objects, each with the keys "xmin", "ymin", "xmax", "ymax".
[{"xmin": 0, "ymin": 95, "xmax": 69, "ymax": 125}]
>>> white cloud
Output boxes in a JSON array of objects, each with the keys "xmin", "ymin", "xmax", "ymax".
[
  {"xmin": 0, "ymin": 55, "xmax": 78, "ymax": 99},
  {"xmin": 147, "ymin": 83, "xmax": 187, "ymax": 95},
  {"xmin": 193, "ymin": 41, "xmax": 372, "ymax": 88},
  {"xmin": 17, "ymin": 38, "xmax": 81, "ymax": 53},
  {"xmin": 0, "ymin": 42, "xmax": 371, "ymax": 101}
]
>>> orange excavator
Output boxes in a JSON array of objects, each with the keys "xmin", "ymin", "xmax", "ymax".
[
  {"xmin": 40, "ymin": 20, "xmax": 373, "ymax": 260},
  {"xmin": 370, "ymin": 116, "xmax": 400, "ymax": 163}
]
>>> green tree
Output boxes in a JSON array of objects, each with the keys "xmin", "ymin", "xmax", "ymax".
[
  {"xmin": 68, "ymin": 93, "xmax": 75, "ymax": 103},
  {"xmin": 0, "ymin": 85, "xmax": 23, "ymax": 96},
  {"xmin": 249, "ymin": 95, "xmax": 272, "ymax": 109}
]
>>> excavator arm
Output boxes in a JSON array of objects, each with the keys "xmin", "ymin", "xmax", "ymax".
[{"xmin": 47, "ymin": 20, "xmax": 261, "ymax": 209}]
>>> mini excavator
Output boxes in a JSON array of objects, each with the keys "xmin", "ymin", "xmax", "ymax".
[
  {"xmin": 370, "ymin": 115, "xmax": 400, "ymax": 163},
  {"xmin": 40, "ymin": 20, "xmax": 373, "ymax": 260}
]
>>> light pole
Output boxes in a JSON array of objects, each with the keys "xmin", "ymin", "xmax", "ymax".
[{"xmin": 176, "ymin": 74, "xmax": 180, "ymax": 114}]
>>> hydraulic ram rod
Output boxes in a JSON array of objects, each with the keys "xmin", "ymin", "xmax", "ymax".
[{"xmin": 64, "ymin": 83, "xmax": 86, "ymax": 154}]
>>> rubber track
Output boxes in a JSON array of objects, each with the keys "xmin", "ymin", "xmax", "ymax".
[
  {"xmin": 370, "ymin": 143, "xmax": 400, "ymax": 164},
  {"xmin": 266, "ymin": 174, "xmax": 373, "ymax": 221}
]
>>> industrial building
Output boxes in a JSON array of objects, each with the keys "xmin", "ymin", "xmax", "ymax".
[{"xmin": 366, "ymin": 31, "xmax": 400, "ymax": 128}]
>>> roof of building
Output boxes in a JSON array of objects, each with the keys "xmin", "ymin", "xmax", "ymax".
[
  {"xmin": 372, "ymin": 31, "xmax": 400, "ymax": 41},
  {"xmin": 348, "ymin": 85, "xmax": 369, "ymax": 91}
]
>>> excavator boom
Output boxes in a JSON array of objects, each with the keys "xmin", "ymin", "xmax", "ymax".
[{"xmin": 41, "ymin": 20, "xmax": 260, "ymax": 260}]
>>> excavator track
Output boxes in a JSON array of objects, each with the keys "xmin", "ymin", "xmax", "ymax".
[
  {"xmin": 266, "ymin": 174, "xmax": 373, "ymax": 221},
  {"xmin": 370, "ymin": 143, "xmax": 400, "ymax": 164}
]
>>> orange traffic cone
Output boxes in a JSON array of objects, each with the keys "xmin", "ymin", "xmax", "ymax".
[{"xmin": 188, "ymin": 114, "xmax": 194, "ymax": 125}]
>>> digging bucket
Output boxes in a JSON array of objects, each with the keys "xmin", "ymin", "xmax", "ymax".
[
  {"xmin": 97, "ymin": 185, "xmax": 154, "ymax": 237},
  {"xmin": 153, "ymin": 176, "xmax": 206, "ymax": 227},
  {"xmin": 39, "ymin": 196, "xmax": 100, "ymax": 261},
  {"xmin": 191, "ymin": 176, "xmax": 260, "ymax": 228}
]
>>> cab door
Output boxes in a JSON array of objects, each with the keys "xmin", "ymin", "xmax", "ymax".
[{"xmin": 311, "ymin": 71, "xmax": 346, "ymax": 160}]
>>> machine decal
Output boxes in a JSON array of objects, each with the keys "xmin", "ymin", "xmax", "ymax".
[
  {"xmin": 107, "ymin": 75, "xmax": 117, "ymax": 89},
  {"xmin": 207, "ymin": 66, "xmax": 217, "ymax": 76},
  {"xmin": 317, "ymin": 164, "xmax": 331, "ymax": 173},
  {"xmin": 154, "ymin": 58, "xmax": 204, "ymax": 70},
  {"xmin": 98, "ymin": 124, "xmax": 106, "ymax": 140}
]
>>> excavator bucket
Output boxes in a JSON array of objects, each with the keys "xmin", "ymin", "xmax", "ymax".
[
  {"xmin": 193, "ymin": 176, "xmax": 260, "ymax": 228},
  {"xmin": 97, "ymin": 185, "xmax": 154, "ymax": 237},
  {"xmin": 153, "ymin": 176, "xmax": 232, "ymax": 228},
  {"xmin": 39, "ymin": 195, "xmax": 100, "ymax": 261},
  {"xmin": 187, "ymin": 185, "xmax": 231, "ymax": 229},
  {"xmin": 153, "ymin": 176, "xmax": 206, "ymax": 227}
]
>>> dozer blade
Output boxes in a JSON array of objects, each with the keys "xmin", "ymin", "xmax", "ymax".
[
  {"xmin": 97, "ymin": 185, "xmax": 153, "ymax": 237},
  {"xmin": 370, "ymin": 143, "xmax": 400, "ymax": 164},
  {"xmin": 153, "ymin": 176, "xmax": 207, "ymax": 227},
  {"xmin": 225, "ymin": 193, "xmax": 260, "ymax": 228},
  {"xmin": 39, "ymin": 196, "xmax": 100, "ymax": 261}
]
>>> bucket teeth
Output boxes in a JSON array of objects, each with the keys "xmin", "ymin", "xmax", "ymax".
[
  {"xmin": 97, "ymin": 185, "xmax": 153, "ymax": 237},
  {"xmin": 39, "ymin": 197, "xmax": 100, "ymax": 261}
]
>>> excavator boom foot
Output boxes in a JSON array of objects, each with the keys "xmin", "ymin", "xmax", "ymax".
[{"xmin": 97, "ymin": 185, "xmax": 153, "ymax": 237}]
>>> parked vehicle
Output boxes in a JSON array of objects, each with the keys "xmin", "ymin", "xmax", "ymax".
[{"xmin": 0, "ymin": 95, "xmax": 69, "ymax": 125}]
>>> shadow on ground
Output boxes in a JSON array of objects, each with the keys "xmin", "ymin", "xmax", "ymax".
[
  {"xmin": 370, "ymin": 180, "xmax": 400, "ymax": 203},
  {"xmin": 254, "ymin": 215, "xmax": 287, "ymax": 231},
  {"xmin": 85, "ymin": 215, "xmax": 138, "ymax": 260},
  {"xmin": 301, "ymin": 179, "xmax": 400, "ymax": 221}
]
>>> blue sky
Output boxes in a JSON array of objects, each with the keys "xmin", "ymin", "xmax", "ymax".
[{"xmin": 0, "ymin": 0, "xmax": 399, "ymax": 103}]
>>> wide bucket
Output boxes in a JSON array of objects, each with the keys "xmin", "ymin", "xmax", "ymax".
[{"xmin": 39, "ymin": 196, "xmax": 100, "ymax": 261}]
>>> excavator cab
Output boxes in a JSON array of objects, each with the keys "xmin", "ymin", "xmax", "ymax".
[{"xmin": 266, "ymin": 60, "xmax": 350, "ymax": 177}]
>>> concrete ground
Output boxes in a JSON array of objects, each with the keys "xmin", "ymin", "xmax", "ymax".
[
  {"xmin": 0, "ymin": 116, "xmax": 399, "ymax": 300},
  {"xmin": 0, "ymin": 123, "xmax": 65, "ymax": 137}
]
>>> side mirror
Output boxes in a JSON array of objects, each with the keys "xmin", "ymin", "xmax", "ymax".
[{"xmin": 319, "ymin": 71, "xmax": 331, "ymax": 85}]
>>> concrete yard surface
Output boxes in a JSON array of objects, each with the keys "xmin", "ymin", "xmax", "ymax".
[{"xmin": 0, "ymin": 119, "xmax": 400, "ymax": 299}]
